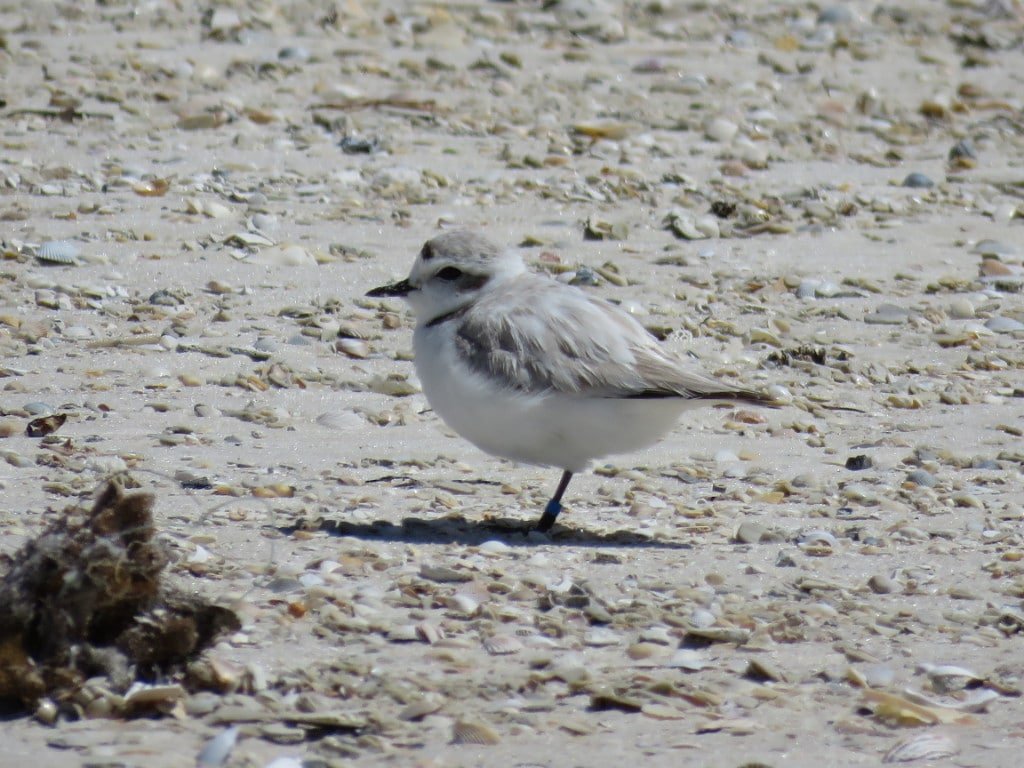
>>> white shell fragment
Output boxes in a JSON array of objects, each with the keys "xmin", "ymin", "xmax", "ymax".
[
  {"xmin": 196, "ymin": 726, "xmax": 239, "ymax": 767},
  {"xmin": 883, "ymin": 731, "xmax": 958, "ymax": 763},
  {"xmin": 36, "ymin": 240, "xmax": 80, "ymax": 265}
]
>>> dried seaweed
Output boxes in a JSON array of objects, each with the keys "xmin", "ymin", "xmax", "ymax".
[{"xmin": 0, "ymin": 481, "xmax": 239, "ymax": 715}]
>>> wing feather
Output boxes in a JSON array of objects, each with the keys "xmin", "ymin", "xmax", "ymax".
[{"xmin": 453, "ymin": 277, "xmax": 766, "ymax": 402}]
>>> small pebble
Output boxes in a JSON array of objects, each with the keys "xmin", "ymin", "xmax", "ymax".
[
  {"xmin": 734, "ymin": 521, "xmax": 768, "ymax": 544},
  {"xmin": 278, "ymin": 46, "xmax": 310, "ymax": 62},
  {"xmin": 868, "ymin": 574, "xmax": 895, "ymax": 594},
  {"xmin": 985, "ymin": 316, "xmax": 1024, "ymax": 334},
  {"xmin": 947, "ymin": 298, "xmax": 975, "ymax": 319},
  {"xmin": 905, "ymin": 469, "xmax": 937, "ymax": 487},
  {"xmin": 704, "ymin": 116, "xmax": 739, "ymax": 143},
  {"xmin": 817, "ymin": 6, "xmax": 855, "ymax": 25},
  {"xmin": 972, "ymin": 239, "xmax": 1017, "ymax": 257},
  {"xmin": 864, "ymin": 304, "xmax": 910, "ymax": 324},
  {"xmin": 860, "ymin": 664, "xmax": 896, "ymax": 688},
  {"xmin": 196, "ymin": 726, "xmax": 239, "ymax": 767},
  {"xmin": 949, "ymin": 139, "xmax": 977, "ymax": 161},
  {"xmin": 902, "ymin": 172, "xmax": 934, "ymax": 188},
  {"xmin": 845, "ymin": 454, "xmax": 872, "ymax": 471}
]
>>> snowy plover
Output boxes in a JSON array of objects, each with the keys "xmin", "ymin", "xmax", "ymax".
[{"xmin": 368, "ymin": 230, "xmax": 770, "ymax": 532}]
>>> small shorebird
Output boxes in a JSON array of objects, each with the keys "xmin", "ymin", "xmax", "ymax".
[{"xmin": 368, "ymin": 230, "xmax": 770, "ymax": 531}]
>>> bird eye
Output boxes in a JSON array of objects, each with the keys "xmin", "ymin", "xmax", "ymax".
[{"xmin": 436, "ymin": 266, "xmax": 462, "ymax": 281}]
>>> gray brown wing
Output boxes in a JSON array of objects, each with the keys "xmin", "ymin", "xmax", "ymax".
[{"xmin": 453, "ymin": 279, "xmax": 766, "ymax": 402}]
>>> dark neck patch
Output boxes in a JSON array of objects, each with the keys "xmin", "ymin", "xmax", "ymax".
[{"xmin": 425, "ymin": 304, "xmax": 470, "ymax": 328}]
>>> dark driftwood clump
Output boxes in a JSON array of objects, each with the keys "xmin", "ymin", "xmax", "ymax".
[{"xmin": 0, "ymin": 481, "xmax": 240, "ymax": 713}]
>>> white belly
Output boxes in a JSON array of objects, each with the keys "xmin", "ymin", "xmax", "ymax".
[{"xmin": 413, "ymin": 324, "xmax": 698, "ymax": 472}]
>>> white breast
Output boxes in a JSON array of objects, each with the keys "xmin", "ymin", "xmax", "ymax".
[{"xmin": 412, "ymin": 322, "xmax": 695, "ymax": 472}]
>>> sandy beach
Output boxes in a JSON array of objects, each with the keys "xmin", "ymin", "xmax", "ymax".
[{"xmin": 1, "ymin": 1, "xmax": 1023, "ymax": 766}]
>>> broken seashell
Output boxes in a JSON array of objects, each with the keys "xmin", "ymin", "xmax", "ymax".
[
  {"xmin": 36, "ymin": 240, "xmax": 80, "ymax": 265},
  {"xmin": 482, "ymin": 634, "xmax": 523, "ymax": 655},
  {"xmin": 452, "ymin": 719, "xmax": 501, "ymax": 745},
  {"xmin": 917, "ymin": 663, "xmax": 983, "ymax": 693},
  {"xmin": 196, "ymin": 726, "xmax": 239, "ymax": 767},
  {"xmin": 883, "ymin": 730, "xmax": 958, "ymax": 763},
  {"xmin": 132, "ymin": 178, "xmax": 170, "ymax": 197}
]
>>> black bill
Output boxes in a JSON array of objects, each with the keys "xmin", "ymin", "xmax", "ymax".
[{"xmin": 366, "ymin": 278, "xmax": 414, "ymax": 297}]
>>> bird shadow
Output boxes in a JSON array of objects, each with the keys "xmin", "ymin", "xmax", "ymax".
[{"xmin": 276, "ymin": 514, "xmax": 693, "ymax": 550}]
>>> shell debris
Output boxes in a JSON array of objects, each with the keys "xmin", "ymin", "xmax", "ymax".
[{"xmin": 1, "ymin": 0, "xmax": 1023, "ymax": 765}]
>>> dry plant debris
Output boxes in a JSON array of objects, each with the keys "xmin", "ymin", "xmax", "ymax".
[{"xmin": 0, "ymin": 482, "xmax": 239, "ymax": 718}]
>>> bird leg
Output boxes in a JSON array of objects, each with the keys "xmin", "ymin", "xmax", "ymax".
[{"xmin": 536, "ymin": 470, "xmax": 573, "ymax": 532}]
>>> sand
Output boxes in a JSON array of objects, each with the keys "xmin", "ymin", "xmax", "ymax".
[{"xmin": 1, "ymin": 1, "xmax": 1023, "ymax": 766}]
